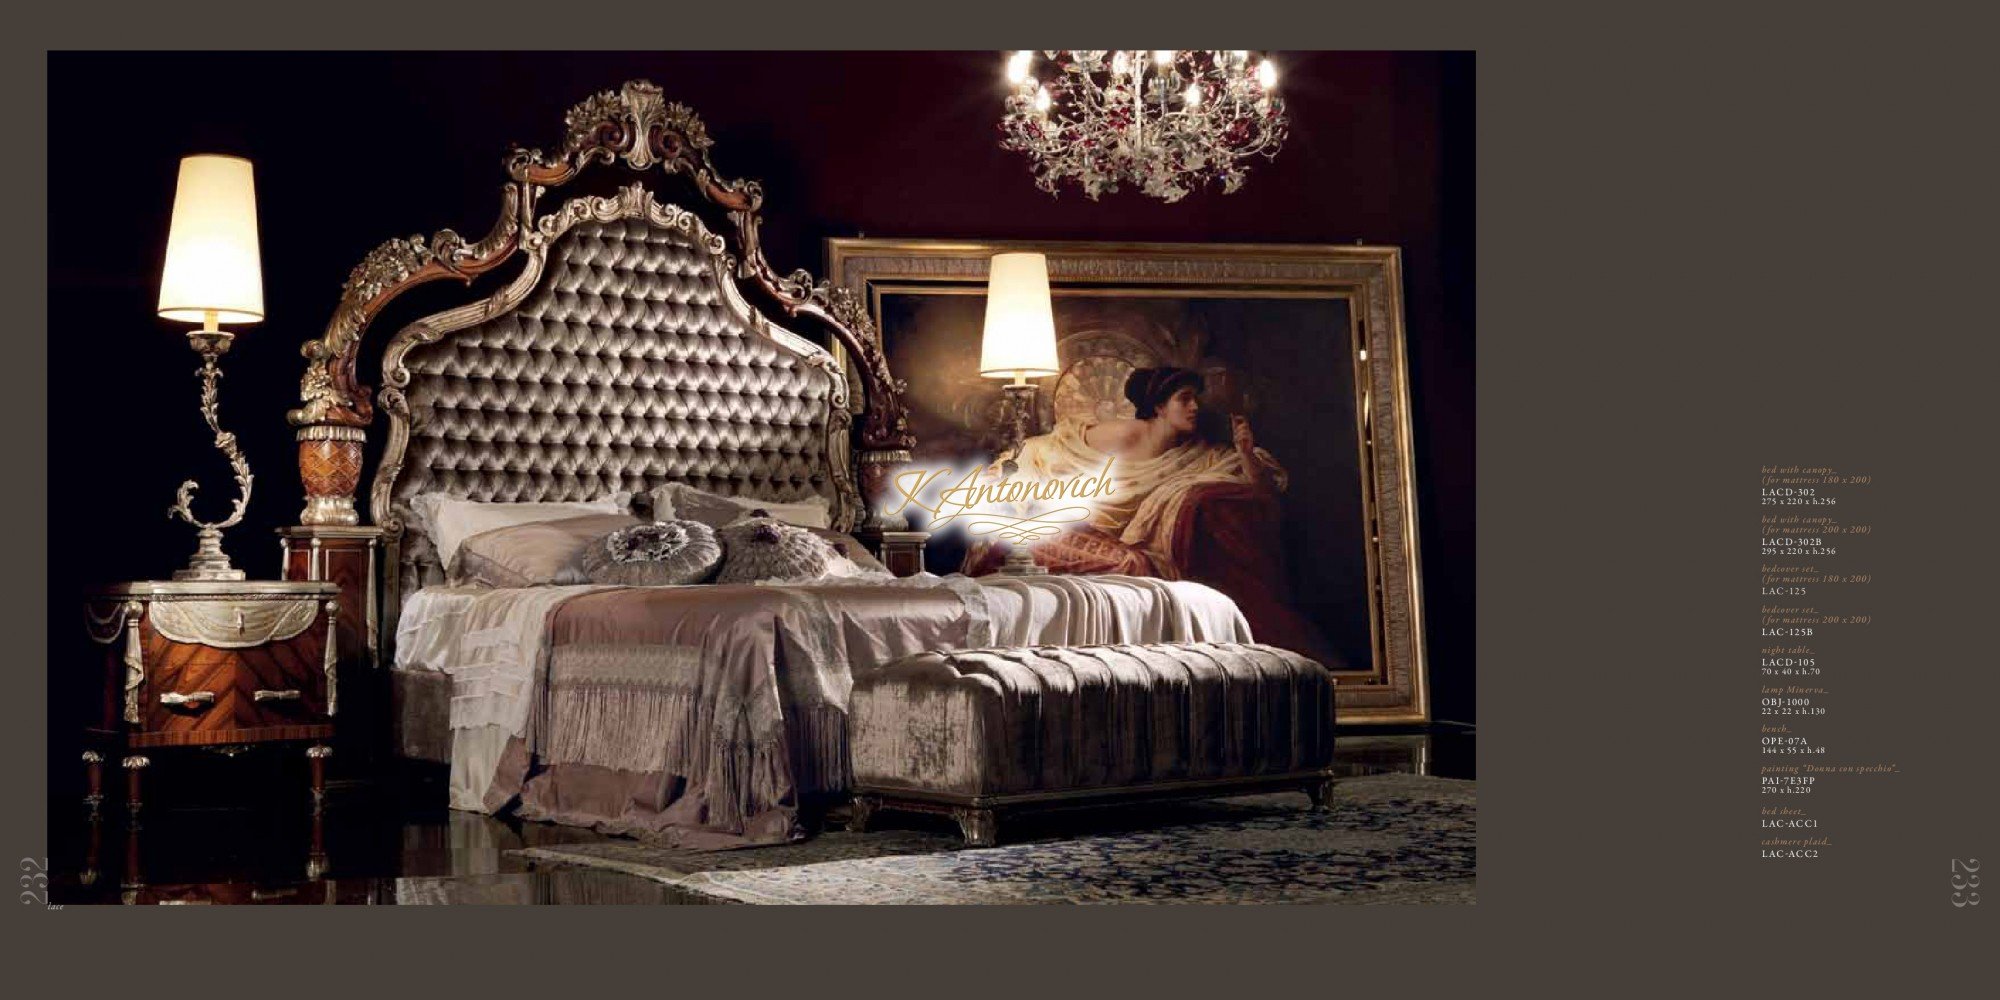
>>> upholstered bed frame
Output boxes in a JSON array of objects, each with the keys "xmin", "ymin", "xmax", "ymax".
[{"xmin": 283, "ymin": 81, "xmax": 917, "ymax": 643}]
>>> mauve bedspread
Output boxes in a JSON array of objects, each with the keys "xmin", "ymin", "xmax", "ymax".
[{"xmin": 400, "ymin": 573, "xmax": 1251, "ymax": 847}]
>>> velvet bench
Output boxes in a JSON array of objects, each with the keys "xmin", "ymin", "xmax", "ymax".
[{"xmin": 848, "ymin": 642, "xmax": 1339, "ymax": 846}]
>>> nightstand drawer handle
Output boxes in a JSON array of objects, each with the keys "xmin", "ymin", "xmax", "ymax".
[
  {"xmin": 159, "ymin": 691, "xmax": 216, "ymax": 708},
  {"xmin": 253, "ymin": 689, "xmax": 302, "ymax": 703}
]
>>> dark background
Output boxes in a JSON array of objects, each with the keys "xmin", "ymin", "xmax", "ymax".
[{"xmin": 47, "ymin": 51, "xmax": 1474, "ymax": 750}]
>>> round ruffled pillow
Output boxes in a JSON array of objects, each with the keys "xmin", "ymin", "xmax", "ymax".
[
  {"xmin": 578, "ymin": 519, "xmax": 723, "ymax": 586},
  {"xmin": 715, "ymin": 515, "xmax": 841, "ymax": 584}
]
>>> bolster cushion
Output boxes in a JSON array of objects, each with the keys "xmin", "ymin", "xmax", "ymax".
[{"xmin": 850, "ymin": 642, "xmax": 1337, "ymax": 799}]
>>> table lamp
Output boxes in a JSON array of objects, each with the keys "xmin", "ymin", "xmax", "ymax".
[
  {"xmin": 156, "ymin": 154, "xmax": 263, "ymax": 581},
  {"xmin": 979, "ymin": 252, "xmax": 1062, "ymax": 575}
]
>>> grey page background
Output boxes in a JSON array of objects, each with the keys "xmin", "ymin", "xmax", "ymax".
[{"xmin": 4, "ymin": 2, "xmax": 1994, "ymax": 993}]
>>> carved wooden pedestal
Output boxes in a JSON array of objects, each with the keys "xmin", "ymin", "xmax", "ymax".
[{"xmin": 278, "ymin": 526, "xmax": 384, "ymax": 779}]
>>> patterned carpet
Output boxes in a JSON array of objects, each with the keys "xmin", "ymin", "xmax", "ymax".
[{"xmin": 513, "ymin": 772, "xmax": 1475, "ymax": 904}]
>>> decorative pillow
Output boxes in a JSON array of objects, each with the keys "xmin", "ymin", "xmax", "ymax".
[
  {"xmin": 577, "ymin": 519, "xmax": 724, "ymax": 587},
  {"xmin": 715, "ymin": 517, "xmax": 843, "ymax": 584},
  {"xmin": 647, "ymin": 483, "xmax": 830, "ymax": 530},
  {"xmin": 803, "ymin": 527, "xmax": 891, "ymax": 576},
  {"xmin": 411, "ymin": 492, "xmax": 633, "ymax": 572},
  {"xmin": 452, "ymin": 513, "xmax": 641, "ymax": 588}
]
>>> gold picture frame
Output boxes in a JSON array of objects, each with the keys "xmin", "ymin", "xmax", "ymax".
[{"xmin": 826, "ymin": 238, "xmax": 1429, "ymax": 724}]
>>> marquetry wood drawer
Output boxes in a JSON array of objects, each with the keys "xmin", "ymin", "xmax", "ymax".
[
  {"xmin": 86, "ymin": 581, "xmax": 340, "ymax": 750},
  {"xmin": 143, "ymin": 637, "xmax": 330, "ymax": 734}
]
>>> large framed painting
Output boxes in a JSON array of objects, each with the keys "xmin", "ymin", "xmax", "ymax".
[{"xmin": 826, "ymin": 239, "xmax": 1428, "ymax": 724}]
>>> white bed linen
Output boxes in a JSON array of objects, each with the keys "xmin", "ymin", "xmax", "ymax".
[{"xmin": 396, "ymin": 573, "xmax": 1250, "ymax": 814}]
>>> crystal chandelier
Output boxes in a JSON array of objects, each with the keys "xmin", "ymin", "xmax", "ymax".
[{"xmin": 998, "ymin": 50, "xmax": 1289, "ymax": 203}]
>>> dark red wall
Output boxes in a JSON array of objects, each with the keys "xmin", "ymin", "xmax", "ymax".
[{"xmin": 48, "ymin": 51, "xmax": 1472, "ymax": 726}]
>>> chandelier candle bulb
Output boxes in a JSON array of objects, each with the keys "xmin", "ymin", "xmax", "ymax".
[
  {"xmin": 1007, "ymin": 50, "xmax": 1033, "ymax": 84},
  {"xmin": 1257, "ymin": 59, "xmax": 1278, "ymax": 89}
]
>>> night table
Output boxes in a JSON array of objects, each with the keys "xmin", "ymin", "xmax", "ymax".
[
  {"xmin": 82, "ymin": 580, "xmax": 341, "ymax": 824},
  {"xmin": 277, "ymin": 524, "xmax": 385, "ymax": 774},
  {"xmin": 858, "ymin": 528, "xmax": 930, "ymax": 577}
]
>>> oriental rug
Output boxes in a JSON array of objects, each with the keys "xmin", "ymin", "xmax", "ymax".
[{"xmin": 512, "ymin": 772, "xmax": 1476, "ymax": 905}]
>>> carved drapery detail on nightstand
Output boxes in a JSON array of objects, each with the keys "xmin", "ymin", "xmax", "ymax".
[
  {"xmin": 86, "ymin": 601, "xmax": 145, "ymax": 724},
  {"xmin": 147, "ymin": 599, "xmax": 322, "ymax": 648},
  {"xmin": 288, "ymin": 79, "xmax": 912, "ymax": 530}
]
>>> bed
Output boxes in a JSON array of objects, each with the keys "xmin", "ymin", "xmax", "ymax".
[{"xmin": 284, "ymin": 81, "xmax": 1258, "ymax": 846}]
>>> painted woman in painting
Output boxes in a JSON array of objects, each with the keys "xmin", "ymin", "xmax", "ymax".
[{"xmin": 966, "ymin": 367, "xmax": 1344, "ymax": 668}]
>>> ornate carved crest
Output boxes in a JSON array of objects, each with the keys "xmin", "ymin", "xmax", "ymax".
[
  {"xmin": 290, "ymin": 190, "xmax": 521, "ymax": 428},
  {"xmin": 507, "ymin": 80, "xmax": 744, "ymax": 209}
]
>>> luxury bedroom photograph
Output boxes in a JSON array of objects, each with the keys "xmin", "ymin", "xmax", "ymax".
[{"xmin": 44, "ymin": 50, "xmax": 1474, "ymax": 905}]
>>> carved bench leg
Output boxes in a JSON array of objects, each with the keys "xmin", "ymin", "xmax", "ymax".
[
  {"xmin": 953, "ymin": 806, "xmax": 998, "ymax": 848},
  {"xmin": 1306, "ymin": 778, "xmax": 1336, "ymax": 812},
  {"xmin": 848, "ymin": 795, "xmax": 879, "ymax": 834}
]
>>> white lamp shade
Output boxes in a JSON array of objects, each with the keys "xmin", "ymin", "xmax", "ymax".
[
  {"xmin": 979, "ymin": 252, "xmax": 1061, "ymax": 379},
  {"xmin": 158, "ymin": 154, "xmax": 265, "ymax": 324}
]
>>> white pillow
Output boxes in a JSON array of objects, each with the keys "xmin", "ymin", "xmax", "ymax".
[
  {"xmin": 648, "ymin": 483, "xmax": 830, "ymax": 530},
  {"xmin": 410, "ymin": 492, "xmax": 632, "ymax": 572}
]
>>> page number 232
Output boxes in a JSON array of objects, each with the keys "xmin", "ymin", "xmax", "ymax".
[{"xmin": 1951, "ymin": 858, "xmax": 1980, "ymax": 908}]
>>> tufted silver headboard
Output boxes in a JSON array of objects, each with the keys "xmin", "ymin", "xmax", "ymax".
[
  {"xmin": 289, "ymin": 82, "xmax": 918, "ymax": 656},
  {"xmin": 370, "ymin": 183, "xmax": 856, "ymax": 601}
]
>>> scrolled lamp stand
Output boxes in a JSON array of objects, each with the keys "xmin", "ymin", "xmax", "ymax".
[
  {"xmin": 996, "ymin": 381, "xmax": 1048, "ymax": 576},
  {"xmin": 168, "ymin": 319, "xmax": 253, "ymax": 582}
]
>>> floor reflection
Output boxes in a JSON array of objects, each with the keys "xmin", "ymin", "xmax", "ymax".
[{"xmin": 47, "ymin": 730, "xmax": 1470, "ymax": 905}]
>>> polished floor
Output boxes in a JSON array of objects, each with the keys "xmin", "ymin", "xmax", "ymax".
[{"xmin": 46, "ymin": 729, "xmax": 1473, "ymax": 905}]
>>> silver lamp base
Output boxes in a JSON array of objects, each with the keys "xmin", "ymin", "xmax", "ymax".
[
  {"xmin": 998, "ymin": 544, "xmax": 1047, "ymax": 575},
  {"xmin": 172, "ymin": 526, "xmax": 246, "ymax": 581},
  {"xmin": 994, "ymin": 380, "xmax": 1049, "ymax": 576}
]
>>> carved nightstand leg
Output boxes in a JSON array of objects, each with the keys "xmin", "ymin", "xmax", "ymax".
[
  {"xmin": 306, "ymin": 808, "xmax": 328, "ymax": 881},
  {"xmin": 121, "ymin": 755, "xmax": 150, "ymax": 828},
  {"xmin": 1306, "ymin": 778, "xmax": 1337, "ymax": 812},
  {"xmin": 81, "ymin": 812, "xmax": 103, "ymax": 888},
  {"xmin": 123, "ymin": 827, "xmax": 145, "ymax": 892},
  {"xmin": 306, "ymin": 744, "xmax": 332, "ymax": 815},
  {"xmin": 121, "ymin": 755, "xmax": 149, "ymax": 889},
  {"xmin": 953, "ymin": 806, "xmax": 998, "ymax": 848},
  {"xmin": 848, "ymin": 795, "xmax": 879, "ymax": 833},
  {"xmin": 82, "ymin": 750, "xmax": 104, "ymax": 820}
]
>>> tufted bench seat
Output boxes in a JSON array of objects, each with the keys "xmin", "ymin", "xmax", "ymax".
[{"xmin": 848, "ymin": 642, "xmax": 1338, "ymax": 846}]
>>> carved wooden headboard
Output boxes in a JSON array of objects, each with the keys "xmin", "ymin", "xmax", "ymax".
[{"xmin": 284, "ymin": 81, "xmax": 916, "ymax": 615}]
